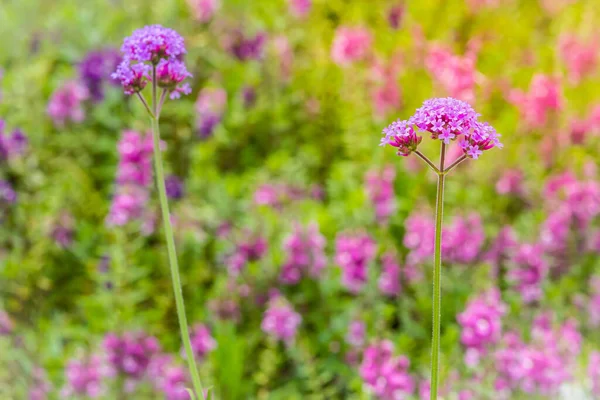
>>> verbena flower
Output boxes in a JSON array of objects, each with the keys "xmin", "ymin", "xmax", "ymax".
[
  {"xmin": 382, "ymin": 97, "xmax": 501, "ymax": 159},
  {"xmin": 0, "ymin": 120, "xmax": 28, "ymax": 159},
  {"xmin": 508, "ymin": 74, "xmax": 563, "ymax": 129},
  {"xmin": 346, "ymin": 320, "xmax": 366, "ymax": 347},
  {"xmin": 148, "ymin": 355, "xmax": 192, "ymax": 400},
  {"xmin": 558, "ymin": 34, "xmax": 598, "ymax": 84},
  {"xmin": 186, "ymin": 0, "xmax": 219, "ymax": 23},
  {"xmin": 224, "ymin": 30, "xmax": 267, "ymax": 61},
  {"xmin": 47, "ymin": 80, "xmax": 89, "ymax": 126},
  {"xmin": 279, "ymin": 223, "xmax": 327, "ymax": 284},
  {"xmin": 224, "ymin": 232, "xmax": 268, "ymax": 277},
  {"xmin": 165, "ymin": 175, "xmax": 185, "ymax": 200},
  {"xmin": 365, "ymin": 166, "xmax": 396, "ymax": 225},
  {"xmin": 261, "ymin": 295, "xmax": 301, "ymax": 343},
  {"xmin": 426, "ymin": 46, "xmax": 478, "ymax": 102},
  {"xmin": 370, "ymin": 56, "xmax": 402, "ymax": 118},
  {"xmin": 331, "ymin": 27, "xmax": 372, "ymax": 66},
  {"xmin": 186, "ymin": 324, "xmax": 216, "ymax": 361},
  {"xmin": 442, "ymin": 214, "xmax": 485, "ymax": 264},
  {"xmin": 359, "ymin": 340, "xmax": 415, "ymax": 400},
  {"xmin": 0, "ymin": 180, "xmax": 16, "ymax": 205},
  {"xmin": 387, "ymin": 5, "xmax": 404, "ymax": 29},
  {"xmin": 378, "ymin": 252, "xmax": 401, "ymax": 297},
  {"xmin": 496, "ymin": 169, "xmax": 525, "ymax": 196},
  {"xmin": 113, "ymin": 25, "xmax": 191, "ymax": 99},
  {"xmin": 335, "ymin": 232, "xmax": 377, "ymax": 293},
  {"xmin": 61, "ymin": 355, "xmax": 112, "ymax": 398},
  {"xmin": 507, "ymin": 243, "xmax": 548, "ymax": 304}
]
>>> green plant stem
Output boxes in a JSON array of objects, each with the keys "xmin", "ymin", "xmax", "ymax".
[
  {"xmin": 150, "ymin": 67, "xmax": 205, "ymax": 399},
  {"xmin": 430, "ymin": 142, "xmax": 446, "ymax": 400}
]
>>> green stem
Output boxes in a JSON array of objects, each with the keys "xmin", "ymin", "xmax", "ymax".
[
  {"xmin": 150, "ymin": 66, "xmax": 205, "ymax": 399},
  {"xmin": 430, "ymin": 142, "xmax": 446, "ymax": 400}
]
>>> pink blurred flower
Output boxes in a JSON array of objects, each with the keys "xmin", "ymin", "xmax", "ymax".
[
  {"xmin": 47, "ymin": 80, "xmax": 89, "ymax": 127},
  {"xmin": 425, "ymin": 45, "xmax": 478, "ymax": 102},
  {"xmin": 359, "ymin": 340, "xmax": 415, "ymax": 399},
  {"xmin": 261, "ymin": 296, "xmax": 301, "ymax": 343},
  {"xmin": 288, "ymin": 0, "xmax": 311, "ymax": 18},
  {"xmin": 558, "ymin": 34, "xmax": 598, "ymax": 84},
  {"xmin": 280, "ymin": 223, "xmax": 327, "ymax": 284},
  {"xmin": 457, "ymin": 289, "xmax": 507, "ymax": 355},
  {"xmin": 335, "ymin": 232, "xmax": 377, "ymax": 293},
  {"xmin": 507, "ymin": 243, "xmax": 548, "ymax": 303},
  {"xmin": 365, "ymin": 165, "xmax": 396, "ymax": 225},
  {"xmin": 508, "ymin": 74, "xmax": 563, "ymax": 129},
  {"xmin": 496, "ymin": 169, "xmax": 524, "ymax": 196},
  {"xmin": 331, "ymin": 27, "xmax": 372, "ymax": 67},
  {"xmin": 187, "ymin": 0, "xmax": 219, "ymax": 23}
]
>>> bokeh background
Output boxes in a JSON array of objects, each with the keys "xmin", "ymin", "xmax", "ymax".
[{"xmin": 1, "ymin": 0, "xmax": 600, "ymax": 399}]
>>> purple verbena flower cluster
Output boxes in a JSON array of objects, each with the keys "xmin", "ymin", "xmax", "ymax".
[
  {"xmin": 112, "ymin": 25, "xmax": 191, "ymax": 100},
  {"xmin": 442, "ymin": 213, "xmax": 485, "ymax": 264},
  {"xmin": 224, "ymin": 233, "xmax": 268, "ymax": 277},
  {"xmin": 165, "ymin": 175, "xmax": 185, "ymax": 200},
  {"xmin": 279, "ymin": 223, "xmax": 327, "ymax": 284},
  {"xmin": 507, "ymin": 243, "xmax": 548, "ymax": 304},
  {"xmin": 378, "ymin": 252, "xmax": 402, "ymax": 296},
  {"xmin": 224, "ymin": 30, "xmax": 267, "ymax": 61},
  {"xmin": 335, "ymin": 232, "xmax": 377, "ymax": 293},
  {"xmin": 359, "ymin": 340, "xmax": 415, "ymax": 400},
  {"xmin": 186, "ymin": 0, "xmax": 219, "ymax": 23},
  {"xmin": 186, "ymin": 323, "xmax": 217, "ymax": 361},
  {"xmin": 381, "ymin": 97, "xmax": 502, "ymax": 159},
  {"xmin": 0, "ymin": 120, "xmax": 28, "ymax": 159},
  {"xmin": 0, "ymin": 180, "xmax": 16, "ymax": 205},
  {"xmin": 148, "ymin": 355, "xmax": 191, "ymax": 400},
  {"xmin": 103, "ymin": 332, "xmax": 161, "ymax": 380},
  {"xmin": 61, "ymin": 355, "xmax": 112, "ymax": 398},
  {"xmin": 195, "ymin": 87, "xmax": 227, "ymax": 138}
]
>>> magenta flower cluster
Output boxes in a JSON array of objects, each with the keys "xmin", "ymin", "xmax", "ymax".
[
  {"xmin": 224, "ymin": 30, "xmax": 267, "ymax": 62},
  {"xmin": 507, "ymin": 243, "xmax": 548, "ymax": 304},
  {"xmin": 0, "ymin": 120, "xmax": 27, "ymax": 159},
  {"xmin": 426, "ymin": 45, "xmax": 478, "ymax": 103},
  {"xmin": 103, "ymin": 332, "xmax": 161, "ymax": 380},
  {"xmin": 186, "ymin": 0, "xmax": 219, "ymax": 23},
  {"xmin": 288, "ymin": 0, "xmax": 311, "ymax": 18},
  {"xmin": 381, "ymin": 97, "xmax": 502, "ymax": 159},
  {"xmin": 224, "ymin": 233, "xmax": 268, "ymax": 277},
  {"xmin": 335, "ymin": 232, "xmax": 377, "ymax": 293},
  {"xmin": 61, "ymin": 355, "xmax": 112, "ymax": 398},
  {"xmin": 187, "ymin": 324, "xmax": 217, "ymax": 361},
  {"xmin": 261, "ymin": 295, "xmax": 302, "ymax": 343},
  {"xmin": 457, "ymin": 289, "xmax": 507, "ymax": 364},
  {"xmin": 378, "ymin": 252, "xmax": 402, "ymax": 296},
  {"xmin": 47, "ymin": 80, "xmax": 90, "ymax": 127},
  {"xmin": 508, "ymin": 74, "xmax": 563, "ymax": 129},
  {"xmin": 331, "ymin": 27, "xmax": 372, "ymax": 67},
  {"xmin": 107, "ymin": 130, "xmax": 154, "ymax": 227},
  {"xmin": 364, "ymin": 166, "xmax": 396, "ymax": 225},
  {"xmin": 558, "ymin": 34, "xmax": 598, "ymax": 84},
  {"xmin": 148, "ymin": 355, "xmax": 192, "ymax": 400},
  {"xmin": 359, "ymin": 340, "xmax": 415, "ymax": 400},
  {"xmin": 195, "ymin": 87, "xmax": 227, "ymax": 138},
  {"xmin": 79, "ymin": 49, "xmax": 122, "ymax": 102},
  {"xmin": 279, "ymin": 223, "xmax": 327, "ymax": 284},
  {"xmin": 112, "ymin": 25, "xmax": 191, "ymax": 99}
]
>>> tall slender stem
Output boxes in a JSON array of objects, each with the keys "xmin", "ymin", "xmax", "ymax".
[
  {"xmin": 430, "ymin": 142, "xmax": 446, "ymax": 400},
  {"xmin": 150, "ymin": 66, "xmax": 205, "ymax": 398}
]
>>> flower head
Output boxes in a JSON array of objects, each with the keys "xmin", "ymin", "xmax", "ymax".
[
  {"xmin": 331, "ymin": 27, "xmax": 372, "ymax": 66},
  {"xmin": 156, "ymin": 59, "xmax": 192, "ymax": 99},
  {"xmin": 261, "ymin": 296, "xmax": 301, "ymax": 343},
  {"xmin": 187, "ymin": 0, "xmax": 219, "ymax": 23},
  {"xmin": 121, "ymin": 25, "xmax": 186, "ymax": 64},
  {"xmin": 112, "ymin": 61, "xmax": 151, "ymax": 95}
]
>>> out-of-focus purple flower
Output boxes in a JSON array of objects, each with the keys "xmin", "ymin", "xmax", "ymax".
[
  {"xmin": 0, "ymin": 310, "xmax": 14, "ymax": 335},
  {"xmin": 388, "ymin": 4, "xmax": 404, "ymax": 29},
  {"xmin": 426, "ymin": 45, "xmax": 478, "ymax": 103},
  {"xmin": 496, "ymin": 169, "xmax": 524, "ymax": 196},
  {"xmin": 261, "ymin": 295, "xmax": 301, "ymax": 344},
  {"xmin": 380, "ymin": 120, "xmax": 422, "ymax": 156},
  {"xmin": 418, "ymin": 380, "xmax": 431, "ymax": 400},
  {"xmin": 103, "ymin": 332, "xmax": 161, "ymax": 380},
  {"xmin": 241, "ymin": 86, "xmax": 257, "ymax": 108},
  {"xmin": 225, "ymin": 233, "xmax": 268, "ymax": 277},
  {"xmin": 195, "ymin": 87, "xmax": 227, "ymax": 138},
  {"xmin": 187, "ymin": 0, "xmax": 219, "ymax": 23},
  {"xmin": 113, "ymin": 25, "xmax": 191, "ymax": 100},
  {"xmin": 288, "ymin": 0, "xmax": 311, "ymax": 18},
  {"xmin": 359, "ymin": 340, "xmax": 415, "ymax": 399},
  {"xmin": 0, "ymin": 180, "xmax": 16, "ymax": 205},
  {"xmin": 148, "ymin": 355, "xmax": 191, "ymax": 400},
  {"xmin": 186, "ymin": 324, "xmax": 217, "ymax": 361},
  {"xmin": 378, "ymin": 252, "xmax": 401, "ymax": 296},
  {"xmin": 589, "ymin": 352, "xmax": 600, "ymax": 397},
  {"xmin": 457, "ymin": 289, "xmax": 506, "ymax": 357},
  {"xmin": 485, "ymin": 226, "xmax": 517, "ymax": 277},
  {"xmin": 442, "ymin": 213, "xmax": 485, "ymax": 264},
  {"xmin": 107, "ymin": 130, "xmax": 155, "ymax": 227},
  {"xmin": 0, "ymin": 121, "xmax": 28, "ymax": 159},
  {"xmin": 331, "ymin": 27, "xmax": 372, "ymax": 67},
  {"xmin": 507, "ymin": 243, "xmax": 548, "ymax": 303},
  {"xmin": 273, "ymin": 35, "xmax": 294, "ymax": 81},
  {"xmin": 365, "ymin": 166, "xmax": 396, "ymax": 225},
  {"xmin": 508, "ymin": 74, "xmax": 563, "ymax": 130},
  {"xmin": 558, "ymin": 34, "xmax": 598, "ymax": 84},
  {"xmin": 224, "ymin": 30, "xmax": 267, "ymax": 61},
  {"xmin": 335, "ymin": 232, "xmax": 377, "ymax": 293},
  {"xmin": 346, "ymin": 320, "xmax": 366, "ymax": 347},
  {"xmin": 29, "ymin": 367, "xmax": 52, "ymax": 400},
  {"xmin": 61, "ymin": 355, "xmax": 113, "ymax": 398},
  {"xmin": 52, "ymin": 212, "xmax": 75, "ymax": 248},
  {"xmin": 370, "ymin": 55, "xmax": 402, "ymax": 118},
  {"xmin": 47, "ymin": 80, "xmax": 89, "ymax": 127},
  {"xmin": 165, "ymin": 175, "xmax": 184, "ymax": 200},
  {"xmin": 280, "ymin": 223, "xmax": 327, "ymax": 284},
  {"xmin": 404, "ymin": 213, "xmax": 435, "ymax": 266},
  {"xmin": 79, "ymin": 49, "xmax": 121, "ymax": 102}
]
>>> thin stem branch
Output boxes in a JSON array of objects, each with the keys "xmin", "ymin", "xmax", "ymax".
[
  {"xmin": 156, "ymin": 89, "xmax": 168, "ymax": 117},
  {"xmin": 136, "ymin": 92, "xmax": 155, "ymax": 119},
  {"xmin": 150, "ymin": 66, "xmax": 205, "ymax": 399},
  {"xmin": 414, "ymin": 150, "xmax": 441, "ymax": 174},
  {"xmin": 443, "ymin": 154, "xmax": 467, "ymax": 175},
  {"xmin": 430, "ymin": 142, "xmax": 446, "ymax": 400}
]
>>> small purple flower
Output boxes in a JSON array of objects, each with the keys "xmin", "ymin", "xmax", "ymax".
[
  {"xmin": 224, "ymin": 233, "xmax": 268, "ymax": 276},
  {"xmin": 359, "ymin": 340, "xmax": 415, "ymax": 399},
  {"xmin": 120, "ymin": 25, "xmax": 186, "ymax": 64},
  {"xmin": 61, "ymin": 355, "xmax": 112, "ymax": 398},
  {"xmin": 241, "ymin": 86, "xmax": 257, "ymax": 108},
  {"xmin": 103, "ymin": 332, "xmax": 161, "ymax": 380},
  {"xmin": 365, "ymin": 166, "xmax": 396, "ymax": 225},
  {"xmin": 335, "ymin": 232, "xmax": 377, "ymax": 293},
  {"xmin": 442, "ymin": 213, "xmax": 485, "ymax": 264},
  {"xmin": 288, "ymin": 0, "xmax": 311, "ymax": 18},
  {"xmin": 47, "ymin": 80, "xmax": 89, "ymax": 127},
  {"xmin": 112, "ymin": 61, "xmax": 151, "ymax": 95},
  {"xmin": 380, "ymin": 119, "xmax": 422, "ymax": 156},
  {"xmin": 79, "ymin": 49, "xmax": 122, "ymax": 102},
  {"xmin": 507, "ymin": 243, "xmax": 548, "ymax": 304},
  {"xmin": 0, "ymin": 180, "xmax": 16, "ymax": 205},
  {"xmin": 186, "ymin": 0, "xmax": 219, "ymax": 23},
  {"xmin": 280, "ymin": 223, "xmax": 327, "ymax": 284},
  {"xmin": 496, "ymin": 169, "xmax": 525, "ymax": 196},
  {"xmin": 388, "ymin": 4, "xmax": 404, "ymax": 29},
  {"xmin": 195, "ymin": 87, "xmax": 227, "ymax": 138},
  {"xmin": 261, "ymin": 295, "xmax": 301, "ymax": 343},
  {"xmin": 346, "ymin": 320, "xmax": 366, "ymax": 347},
  {"xmin": 148, "ymin": 355, "xmax": 191, "ymax": 400},
  {"xmin": 403, "ymin": 213, "xmax": 435, "ymax": 265},
  {"xmin": 29, "ymin": 366, "xmax": 52, "ymax": 400},
  {"xmin": 186, "ymin": 324, "xmax": 217, "ymax": 361},
  {"xmin": 0, "ymin": 122, "xmax": 28, "ymax": 159},
  {"xmin": 165, "ymin": 175, "xmax": 184, "ymax": 199},
  {"xmin": 457, "ymin": 289, "xmax": 506, "ymax": 356},
  {"xmin": 224, "ymin": 30, "xmax": 267, "ymax": 61},
  {"xmin": 378, "ymin": 252, "xmax": 401, "ymax": 296},
  {"xmin": 156, "ymin": 59, "xmax": 192, "ymax": 99},
  {"xmin": 52, "ymin": 212, "xmax": 75, "ymax": 248}
]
